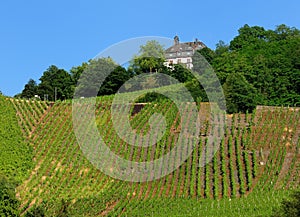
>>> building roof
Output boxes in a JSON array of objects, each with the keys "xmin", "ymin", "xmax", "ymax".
[{"xmin": 165, "ymin": 36, "xmax": 206, "ymax": 58}]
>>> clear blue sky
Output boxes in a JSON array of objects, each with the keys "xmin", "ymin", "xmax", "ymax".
[{"xmin": 1, "ymin": 0, "xmax": 299, "ymax": 96}]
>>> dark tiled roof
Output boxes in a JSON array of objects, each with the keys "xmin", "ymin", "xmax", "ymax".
[{"xmin": 165, "ymin": 38, "xmax": 206, "ymax": 59}]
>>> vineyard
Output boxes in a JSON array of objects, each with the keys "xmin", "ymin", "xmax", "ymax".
[{"xmin": 1, "ymin": 95, "xmax": 300, "ymax": 216}]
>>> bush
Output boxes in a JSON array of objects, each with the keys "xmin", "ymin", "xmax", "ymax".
[
  {"xmin": 25, "ymin": 206, "xmax": 45, "ymax": 217},
  {"xmin": 0, "ymin": 174, "xmax": 20, "ymax": 217},
  {"xmin": 271, "ymin": 190, "xmax": 300, "ymax": 217}
]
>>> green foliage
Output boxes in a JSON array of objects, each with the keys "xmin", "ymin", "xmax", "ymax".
[
  {"xmin": 229, "ymin": 24, "xmax": 268, "ymax": 51},
  {"xmin": 211, "ymin": 24, "xmax": 300, "ymax": 112},
  {"xmin": 69, "ymin": 62, "xmax": 88, "ymax": 86},
  {"xmin": 198, "ymin": 47, "xmax": 216, "ymax": 64},
  {"xmin": 184, "ymin": 78, "xmax": 207, "ymax": 102},
  {"xmin": 0, "ymin": 95, "xmax": 33, "ymax": 182},
  {"xmin": 56, "ymin": 199, "xmax": 70, "ymax": 217},
  {"xmin": 38, "ymin": 65, "xmax": 73, "ymax": 101},
  {"xmin": 25, "ymin": 205, "xmax": 45, "ymax": 217},
  {"xmin": 9, "ymin": 96, "xmax": 300, "ymax": 216},
  {"xmin": 74, "ymin": 57, "xmax": 119, "ymax": 97},
  {"xmin": 20, "ymin": 79, "xmax": 38, "ymax": 99},
  {"xmin": 167, "ymin": 64, "xmax": 193, "ymax": 83},
  {"xmin": 130, "ymin": 40, "xmax": 166, "ymax": 73},
  {"xmin": 139, "ymin": 40, "xmax": 166, "ymax": 59},
  {"xmin": 17, "ymin": 24, "xmax": 300, "ymax": 113},
  {"xmin": 121, "ymin": 191, "xmax": 287, "ymax": 217},
  {"xmin": 98, "ymin": 65, "xmax": 133, "ymax": 95},
  {"xmin": 271, "ymin": 190, "xmax": 300, "ymax": 217},
  {"xmin": 5, "ymin": 25, "xmax": 300, "ymax": 216},
  {"xmin": 0, "ymin": 174, "xmax": 20, "ymax": 217},
  {"xmin": 223, "ymin": 72, "xmax": 259, "ymax": 113},
  {"xmin": 215, "ymin": 40, "xmax": 229, "ymax": 56}
]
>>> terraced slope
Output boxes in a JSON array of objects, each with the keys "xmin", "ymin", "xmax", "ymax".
[
  {"xmin": 0, "ymin": 96, "xmax": 33, "ymax": 183},
  {"xmin": 9, "ymin": 97, "xmax": 300, "ymax": 216}
]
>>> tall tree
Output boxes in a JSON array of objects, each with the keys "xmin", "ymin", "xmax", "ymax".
[
  {"xmin": 70, "ymin": 62, "xmax": 88, "ymax": 86},
  {"xmin": 198, "ymin": 47, "xmax": 216, "ymax": 64},
  {"xmin": 229, "ymin": 24, "xmax": 267, "ymax": 51},
  {"xmin": 74, "ymin": 57, "xmax": 119, "ymax": 97},
  {"xmin": 99, "ymin": 65, "xmax": 133, "ymax": 95},
  {"xmin": 20, "ymin": 79, "xmax": 38, "ymax": 99},
  {"xmin": 37, "ymin": 65, "xmax": 73, "ymax": 101},
  {"xmin": 130, "ymin": 40, "xmax": 166, "ymax": 73},
  {"xmin": 215, "ymin": 40, "xmax": 229, "ymax": 56},
  {"xmin": 139, "ymin": 40, "xmax": 165, "ymax": 59},
  {"xmin": 223, "ymin": 72, "xmax": 259, "ymax": 113}
]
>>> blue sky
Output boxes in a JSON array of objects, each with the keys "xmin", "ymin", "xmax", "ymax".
[{"xmin": 1, "ymin": 0, "xmax": 299, "ymax": 96}]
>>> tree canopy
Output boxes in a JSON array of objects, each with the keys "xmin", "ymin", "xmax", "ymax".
[
  {"xmin": 129, "ymin": 40, "xmax": 166, "ymax": 73},
  {"xmin": 210, "ymin": 24, "xmax": 300, "ymax": 111}
]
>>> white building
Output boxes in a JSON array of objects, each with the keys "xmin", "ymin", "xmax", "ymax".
[{"xmin": 165, "ymin": 36, "xmax": 206, "ymax": 69}]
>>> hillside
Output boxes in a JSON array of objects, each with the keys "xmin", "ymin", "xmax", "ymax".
[
  {"xmin": 0, "ymin": 95, "xmax": 33, "ymax": 182},
  {"xmin": 2, "ymin": 97, "xmax": 300, "ymax": 216}
]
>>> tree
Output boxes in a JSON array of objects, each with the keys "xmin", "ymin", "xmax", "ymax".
[
  {"xmin": 70, "ymin": 62, "xmax": 88, "ymax": 86},
  {"xmin": 139, "ymin": 40, "xmax": 165, "ymax": 59},
  {"xmin": 37, "ymin": 65, "xmax": 73, "ymax": 101},
  {"xmin": 215, "ymin": 40, "xmax": 229, "ymax": 56},
  {"xmin": 98, "ymin": 65, "xmax": 133, "ymax": 95},
  {"xmin": 185, "ymin": 78, "xmax": 207, "ymax": 102},
  {"xmin": 229, "ymin": 24, "xmax": 267, "ymax": 51},
  {"xmin": 20, "ymin": 79, "xmax": 38, "ymax": 99},
  {"xmin": 273, "ymin": 24, "xmax": 300, "ymax": 40},
  {"xmin": 212, "ymin": 24, "xmax": 300, "ymax": 108},
  {"xmin": 223, "ymin": 72, "xmax": 259, "ymax": 113},
  {"xmin": 0, "ymin": 174, "xmax": 20, "ymax": 217},
  {"xmin": 74, "ymin": 57, "xmax": 119, "ymax": 97},
  {"xmin": 198, "ymin": 47, "xmax": 216, "ymax": 64},
  {"xmin": 130, "ymin": 40, "xmax": 166, "ymax": 73},
  {"xmin": 271, "ymin": 190, "xmax": 300, "ymax": 217},
  {"xmin": 167, "ymin": 64, "xmax": 193, "ymax": 83}
]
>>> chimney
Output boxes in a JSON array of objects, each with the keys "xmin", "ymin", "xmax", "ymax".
[{"xmin": 174, "ymin": 35, "xmax": 179, "ymax": 45}]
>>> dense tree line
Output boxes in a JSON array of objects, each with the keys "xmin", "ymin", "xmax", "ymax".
[
  {"xmin": 201, "ymin": 24, "xmax": 300, "ymax": 113},
  {"xmin": 17, "ymin": 24, "xmax": 300, "ymax": 113}
]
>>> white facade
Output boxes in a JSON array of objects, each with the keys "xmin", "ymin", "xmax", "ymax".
[
  {"xmin": 165, "ymin": 55, "xmax": 194, "ymax": 69},
  {"xmin": 164, "ymin": 36, "xmax": 206, "ymax": 69}
]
